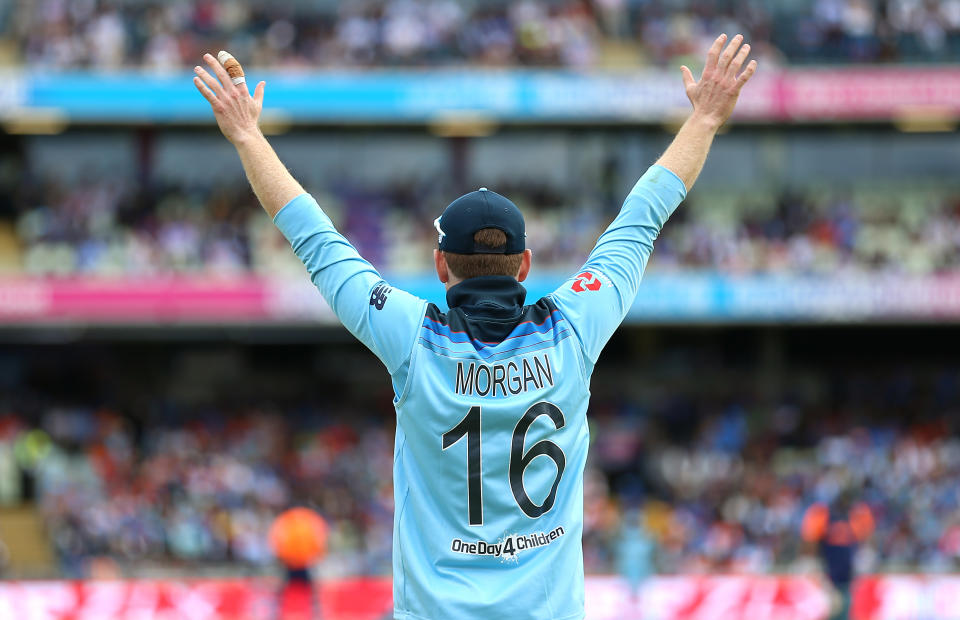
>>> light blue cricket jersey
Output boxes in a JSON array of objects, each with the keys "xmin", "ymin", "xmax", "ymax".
[{"xmin": 274, "ymin": 165, "xmax": 686, "ymax": 620}]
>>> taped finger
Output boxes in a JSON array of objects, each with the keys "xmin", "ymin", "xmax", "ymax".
[
  {"xmin": 218, "ymin": 51, "xmax": 246, "ymax": 86},
  {"xmin": 204, "ymin": 53, "xmax": 236, "ymax": 93}
]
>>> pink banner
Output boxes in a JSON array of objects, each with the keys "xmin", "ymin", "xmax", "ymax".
[
  {"xmin": 779, "ymin": 68, "xmax": 960, "ymax": 120},
  {"xmin": 0, "ymin": 277, "xmax": 269, "ymax": 323},
  {"xmin": 0, "ymin": 277, "xmax": 334, "ymax": 324}
]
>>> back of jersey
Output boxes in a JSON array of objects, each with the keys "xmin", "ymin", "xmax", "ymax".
[
  {"xmin": 393, "ymin": 286, "xmax": 590, "ymax": 620},
  {"xmin": 272, "ymin": 166, "xmax": 686, "ymax": 620}
]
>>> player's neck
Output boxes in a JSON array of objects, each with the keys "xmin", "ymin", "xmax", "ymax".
[{"xmin": 446, "ymin": 276, "xmax": 526, "ymax": 310}]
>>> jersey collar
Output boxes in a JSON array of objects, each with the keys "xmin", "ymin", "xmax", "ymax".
[{"xmin": 446, "ymin": 276, "xmax": 527, "ymax": 313}]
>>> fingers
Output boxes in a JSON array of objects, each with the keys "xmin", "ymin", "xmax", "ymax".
[
  {"xmin": 193, "ymin": 76, "xmax": 219, "ymax": 107},
  {"xmin": 204, "ymin": 53, "xmax": 236, "ymax": 96},
  {"xmin": 680, "ymin": 65, "xmax": 696, "ymax": 91},
  {"xmin": 705, "ymin": 34, "xmax": 726, "ymax": 72},
  {"xmin": 253, "ymin": 81, "xmax": 265, "ymax": 108},
  {"xmin": 718, "ymin": 34, "xmax": 744, "ymax": 72},
  {"xmin": 728, "ymin": 42, "xmax": 751, "ymax": 78},
  {"xmin": 736, "ymin": 59, "xmax": 759, "ymax": 91},
  {"xmin": 194, "ymin": 65, "xmax": 223, "ymax": 97}
]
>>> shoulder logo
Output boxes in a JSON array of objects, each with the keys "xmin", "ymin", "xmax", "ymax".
[
  {"xmin": 571, "ymin": 271, "xmax": 602, "ymax": 293},
  {"xmin": 370, "ymin": 284, "xmax": 391, "ymax": 310}
]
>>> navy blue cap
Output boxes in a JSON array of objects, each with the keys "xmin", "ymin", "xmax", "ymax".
[{"xmin": 435, "ymin": 188, "xmax": 525, "ymax": 255}]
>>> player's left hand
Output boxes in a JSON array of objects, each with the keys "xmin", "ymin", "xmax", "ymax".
[{"xmin": 193, "ymin": 53, "xmax": 266, "ymax": 146}]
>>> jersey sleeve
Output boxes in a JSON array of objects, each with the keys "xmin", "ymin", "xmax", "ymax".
[
  {"xmin": 273, "ymin": 194, "xmax": 427, "ymax": 378},
  {"xmin": 549, "ymin": 165, "xmax": 686, "ymax": 365}
]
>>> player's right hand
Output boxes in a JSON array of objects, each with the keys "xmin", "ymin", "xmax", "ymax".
[
  {"xmin": 680, "ymin": 34, "xmax": 758, "ymax": 130},
  {"xmin": 192, "ymin": 53, "xmax": 266, "ymax": 146}
]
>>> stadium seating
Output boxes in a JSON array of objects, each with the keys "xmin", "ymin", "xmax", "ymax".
[
  {"xmin": 7, "ymin": 175, "xmax": 960, "ymax": 278},
  {"xmin": 2, "ymin": 345, "xmax": 957, "ymax": 577},
  {"xmin": 3, "ymin": 0, "xmax": 960, "ymax": 70}
]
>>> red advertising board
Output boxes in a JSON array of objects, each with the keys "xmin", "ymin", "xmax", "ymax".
[
  {"xmin": 4, "ymin": 575, "xmax": 959, "ymax": 619},
  {"xmin": 0, "ymin": 578, "xmax": 392, "ymax": 620},
  {"xmin": 852, "ymin": 575, "xmax": 960, "ymax": 620},
  {"xmin": 588, "ymin": 575, "xmax": 830, "ymax": 620}
]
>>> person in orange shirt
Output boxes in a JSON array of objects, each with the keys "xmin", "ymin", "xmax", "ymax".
[
  {"xmin": 269, "ymin": 507, "xmax": 329, "ymax": 620},
  {"xmin": 801, "ymin": 494, "xmax": 874, "ymax": 620}
]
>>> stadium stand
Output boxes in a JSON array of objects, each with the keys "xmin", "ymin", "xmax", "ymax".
[
  {"xmin": 2, "ymin": 335, "xmax": 958, "ymax": 578},
  {"xmin": 3, "ymin": 0, "xmax": 960, "ymax": 70},
  {"xmin": 5, "ymin": 174, "xmax": 960, "ymax": 277}
]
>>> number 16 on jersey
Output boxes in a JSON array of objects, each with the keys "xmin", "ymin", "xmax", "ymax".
[{"xmin": 442, "ymin": 402, "xmax": 566, "ymax": 526}]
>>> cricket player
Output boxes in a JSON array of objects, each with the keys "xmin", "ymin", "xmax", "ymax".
[
  {"xmin": 193, "ymin": 33, "xmax": 756, "ymax": 620},
  {"xmin": 802, "ymin": 495, "xmax": 875, "ymax": 620}
]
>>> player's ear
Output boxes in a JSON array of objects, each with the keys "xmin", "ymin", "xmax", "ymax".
[
  {"xmin": 517, "ymin": 249, "xmax": 532, "ymax": 283},
  {"xmin": 434, "ymin": 249, "xmax": 450, "ymax": 284}
]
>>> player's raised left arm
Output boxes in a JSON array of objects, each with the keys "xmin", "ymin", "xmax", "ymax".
[
  {"xmin": 581, "ymin": 33, "xmax": 758, "ymax": 303},
  {"xmin": 192, "ymin": 53, "xmax": 302, "ymax": 218},
  {"xmin": 550, "ymin": 35, "xmax": 755, "ymax": 366},
  {"xmin": 656, "ymin": 33, "xmax": 758, "ymax": 191}
]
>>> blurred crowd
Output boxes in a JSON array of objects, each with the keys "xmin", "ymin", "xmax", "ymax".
[
  {"xmin": 3, "ymin": 362, "xmax": 960, "ymax": 576},
  {"xmin": 5, "ymin": 176, "xmax": 960, "ymax": 278},
  {"xmin": 0, "ymin": 407, "xmax": 396, "ymax": 577},
  {"xmin": 655, "ymin": 187, "xmax": 960, "ymax": 277},
  {"xmin": 4, "ymin": 0, "xmax": 960, "ymax": 70},
  {"xmin": 586, "ymin": 401, "xmax": 960, "ymax": 574}
]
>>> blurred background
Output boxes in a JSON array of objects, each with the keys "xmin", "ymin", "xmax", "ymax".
[{"xmin": 0, "ymin": 0, "xmax": 959, "ymax": 618}]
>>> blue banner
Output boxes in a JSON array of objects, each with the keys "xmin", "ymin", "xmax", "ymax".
[
  {"xmin": 375, "ymin": 272, "xmax": 960, "ymax": 323},
  {"xmin": 2, "ymin": 70, "xmax": 690, "ymax": 123},
  {"xmin": 2, "ymin": 68, "xmax": 957, "ymax": 125}
]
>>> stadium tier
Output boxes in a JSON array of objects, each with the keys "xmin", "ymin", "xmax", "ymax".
[{"xmin": 2, "ymin": 126, "xmax": 960, "ymax": 324}]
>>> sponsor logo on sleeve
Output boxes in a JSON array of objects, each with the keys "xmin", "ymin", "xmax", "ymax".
[
  {"xmin": 370, "ymin": 284, "xmax": 391, "ymax": 310},
  {"xmin": 571, "ymin": 271, "xmax": 603, "ymax": 293}
]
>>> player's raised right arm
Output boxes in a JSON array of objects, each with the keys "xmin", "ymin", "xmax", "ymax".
[
  {"xmin": 192, "ymin": 53, "xmax": 303, "ymax": 218},
  {"xmin": 655, "ymin": 33, "xmax": 757, "ymax": 191},
  {"xmin": 192, "ymin": 53, "xmax": 425, "ymax": 380}
]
